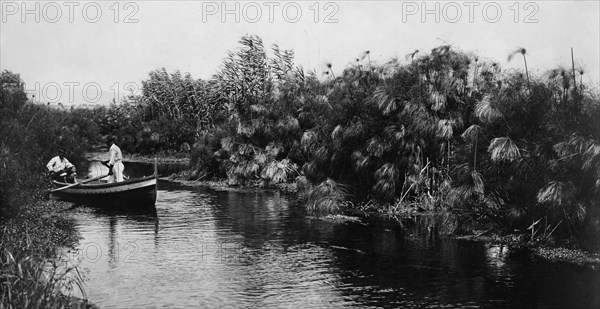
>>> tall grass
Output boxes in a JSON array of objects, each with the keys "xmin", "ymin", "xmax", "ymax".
[
  {"xmin": 1, "ymin": 231, "xmax": 88, "ymax": 309},
  {"xmin": 0, "ymin": 199, "xmax": 94, "ymax": 308}
]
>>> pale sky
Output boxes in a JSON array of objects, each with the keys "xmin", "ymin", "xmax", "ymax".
[{"xmin": 1, "ymin": 0, "xmax": 599, "ymax": 105}]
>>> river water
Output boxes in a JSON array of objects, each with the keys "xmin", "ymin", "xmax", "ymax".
[{"xmin": 67, "ymin": 168, "xmax": 600, "ymax": 308}]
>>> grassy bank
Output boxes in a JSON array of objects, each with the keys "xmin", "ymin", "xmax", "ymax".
[
  {"xmin": 1, "ymin": 70, "xmax": 97, "ymax": 308},
  {"xmin": 164, "ymin": 173, "xmax": 297, "ymax": 193},
  {"xmin": 0, "ymin": 199, "xmax": 96, "ymax": 308}
]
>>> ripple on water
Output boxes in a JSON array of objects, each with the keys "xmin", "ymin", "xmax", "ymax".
[{"xmin": 68, "ymin": 183, "xmax": 600, "ymax": 309}]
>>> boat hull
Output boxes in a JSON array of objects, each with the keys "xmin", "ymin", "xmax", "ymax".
[{"xmin": 51, "ymin": 175, "xmax": 157, "ymax": 208}]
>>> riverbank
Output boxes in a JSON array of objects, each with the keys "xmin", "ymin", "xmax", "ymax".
[
  {"xmin": 455, "ymin": 233, "xmax": 600, "ymax": 268},
  {"xmin": 85, "ymin": 151, "xmax": 190, "ymax": 164},
  {"xmin": 0, "ymin": 195, "xmax": 97, "ymax": 308},
  {"xmin": 163, "ymin": 176, "xmax": 298, "ymax": 193}
]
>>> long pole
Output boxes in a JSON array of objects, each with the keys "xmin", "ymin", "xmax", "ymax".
[
  {"xmin": 50, "ymin": 173, "xmax": 109, "ymax": 193},
  {"xmin": 571, "ymin": 47, "xmax": 577, "ymax": 92}
]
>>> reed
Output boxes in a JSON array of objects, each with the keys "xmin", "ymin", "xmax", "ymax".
[
  {"xmin": 304, "ymin": 178, "xmax": 349, "ymax": 216},
  {"xmin": 1, "ymin": 222, "xmax": 92, "ymax": 309}
]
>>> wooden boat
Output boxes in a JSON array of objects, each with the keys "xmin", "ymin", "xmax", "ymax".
[{"xmin": 51, "ymin": 161, "xmax": 158, "ymax": 208}]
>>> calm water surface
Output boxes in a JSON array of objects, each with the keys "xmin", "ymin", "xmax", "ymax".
[{"xmin": 68, "ymin": 181, "xmax": 600, "ymax": 308}]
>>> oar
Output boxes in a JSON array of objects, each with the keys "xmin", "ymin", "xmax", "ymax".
[{"xmin": 50, "ymin": 173, "xmax": 109, "ymax": 193}]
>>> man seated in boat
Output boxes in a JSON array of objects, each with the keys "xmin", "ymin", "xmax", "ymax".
[
  {"xmin": 46, "ymin": 149, "xmax": 76, "ymax": 183},
  {"xmin": 104, "ymin": 136, "xmax": 125, "ymax": 183}
]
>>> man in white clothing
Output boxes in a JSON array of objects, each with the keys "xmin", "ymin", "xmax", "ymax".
[
  {"xmin": 46, "ymin": 149, "xmax": 76, "ymax": 183},
  {"xmin": 105, "ymin": 136, "xmax": 125, "ymax": 183}
]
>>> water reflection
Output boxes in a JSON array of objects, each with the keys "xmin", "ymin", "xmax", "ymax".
[{"xmin": 68, "ymin": 182, "xmax": 600, "ymax": 308}]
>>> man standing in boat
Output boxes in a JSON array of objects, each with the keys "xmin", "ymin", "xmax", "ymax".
[
  {"xmin": 105, "ymin": 136, "xmax": 125, "ymax": 183},
  {"xmin": 46, "ymin": 148, "xmax": 77, "ymax": 183}
]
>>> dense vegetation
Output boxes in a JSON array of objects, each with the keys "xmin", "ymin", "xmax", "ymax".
[
  {"xmin": 86, "ymin": 36, "xmax": 598, "ymax": 247},
  {"xmin": 2, "ymin": 35, "xmax": 599, "ymax": 258},
  {"xmin": 1, "ymin": 70, "xmax": 97, "ymax": 308}
]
